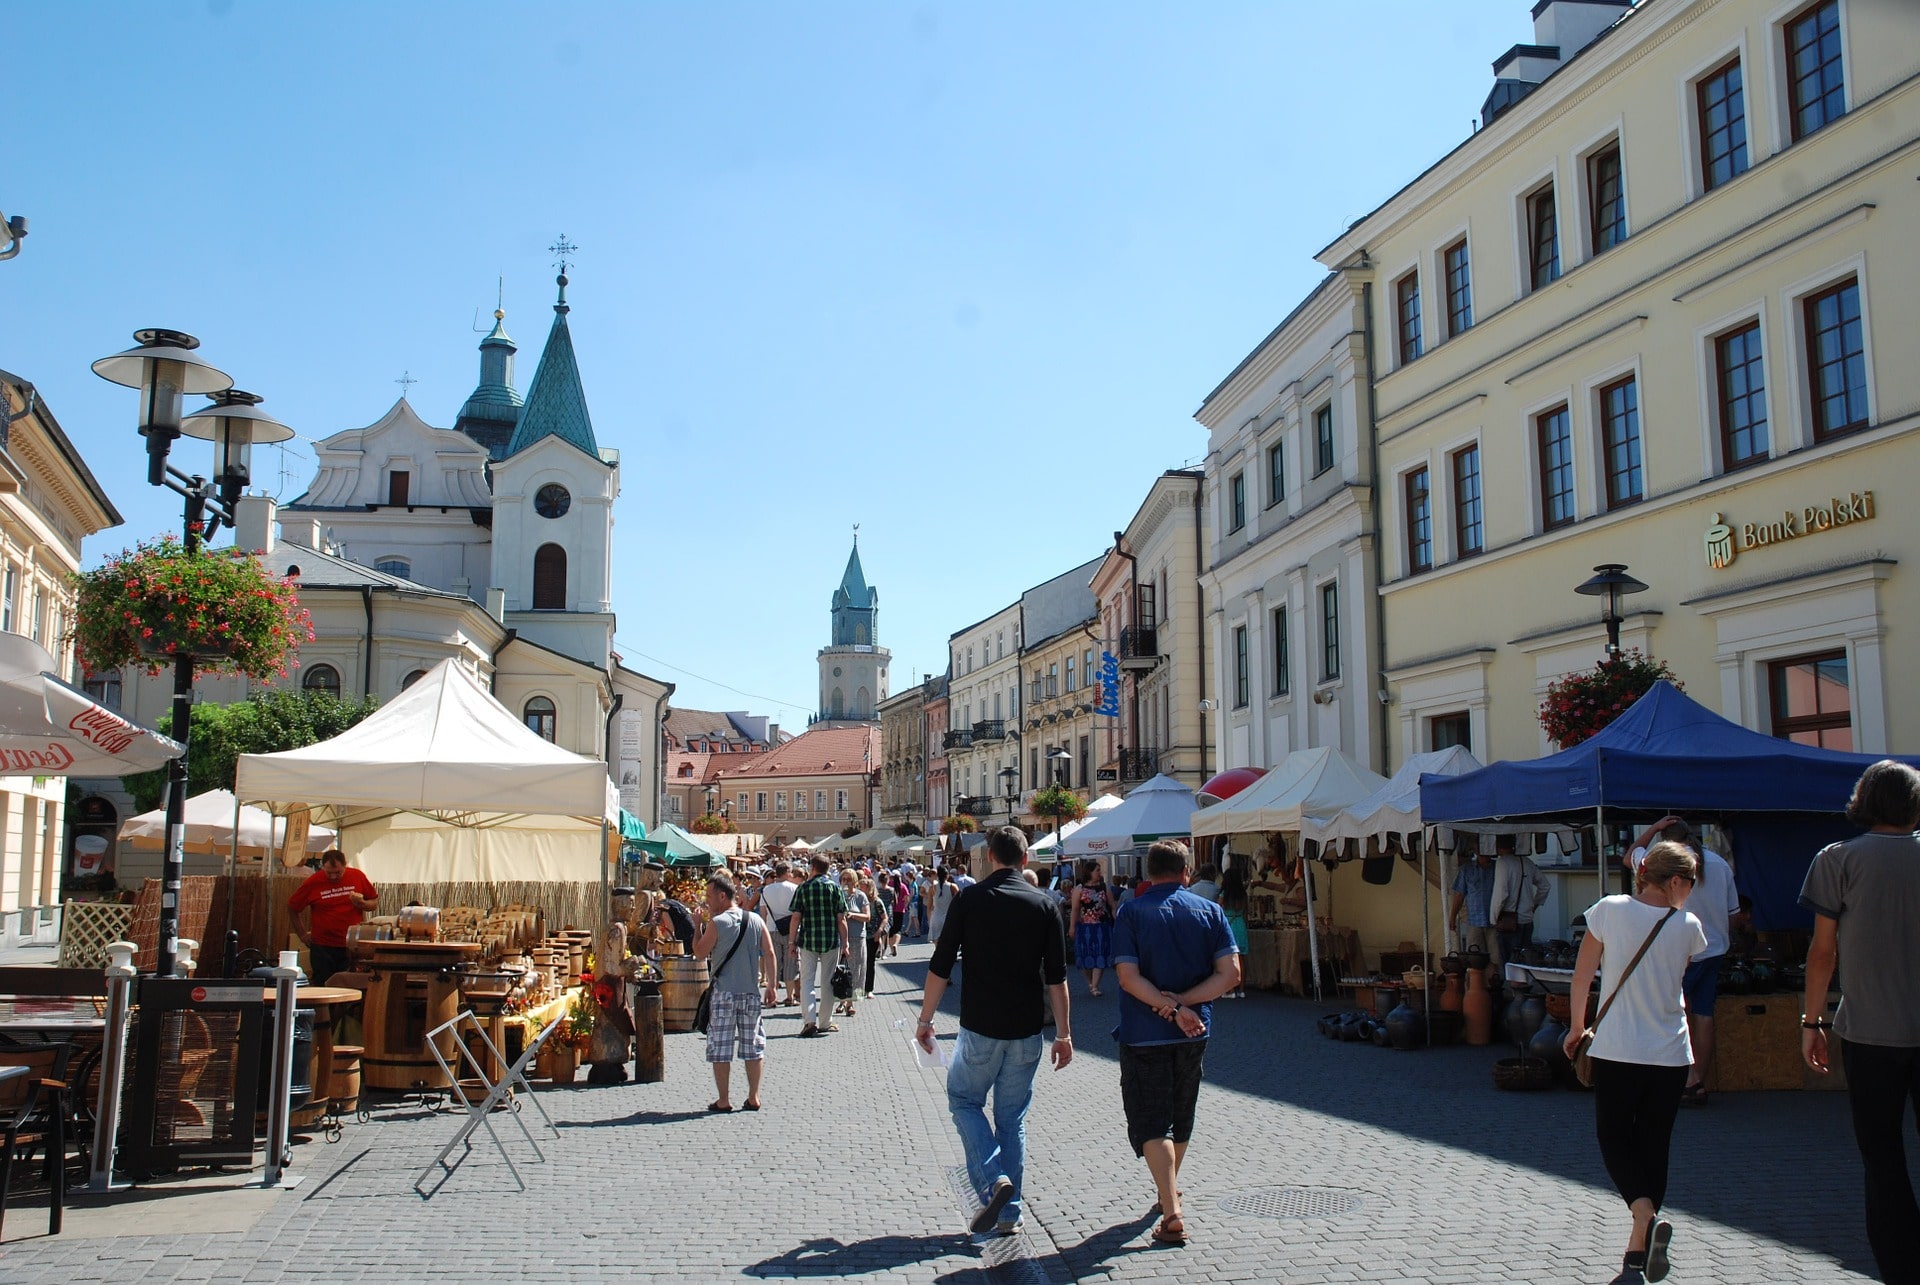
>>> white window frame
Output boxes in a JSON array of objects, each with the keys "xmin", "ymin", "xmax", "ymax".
[
  {"xmin": 1677, "ymin": 36, "xmax": 1754, "ymax": 203},
  {"xmin": 1394, "ymin": 453, "xmax": 1436, "ymax": 581},
  {"xmin": 1572, "ymin": 118, "xmax": 1629, "ymax": 265},
  {"xmin": 1432, "ymin": 220, "xmax": 1474, "ymax": 342},
  {"xmin": 1778, "ymin": 254, "xmax": 1874, "ymax": 451},
  {"xmin": 1510, "ymin": 161, "xmax": 1564, "ymax": 300},
  {"xmin": 1764, "ymin": 0, "xmax": 1854, "ymax": 157},
  {"xmin": 1580, "ymin": 356, "xmax": 1649, "ymax": 514},
  {"xmin": 1387, "ymin": 257, "xmax": 1425, "ymax": 370},
  {"xmin": 1520, "ymin": 386, "xmax": 1580, "ymax": 536},
  {"xmin": 1437, "ymin": 429, "xmax": 1485, "ymax": 563},
  {"xmin": 1692, "ymin": 300, "xmax": 1774, "ymax": 477}
]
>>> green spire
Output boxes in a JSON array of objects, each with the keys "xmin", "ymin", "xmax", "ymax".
[
  {"xmin": 506, "ymin": 268, "xmax": 598, "ymax": 459},
  {"xmin": 836, "ymin": 536, "xmax": 873, "ymax": 609}
]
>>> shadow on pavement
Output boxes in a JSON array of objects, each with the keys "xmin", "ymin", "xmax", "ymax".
[
  {"xmin": 747, "ymin": 1232, "xmax": 977, "ymax": 1278},
  {"xmin": 557, "ymin": 1107, "xmax": 712, "ymax": 1127}
]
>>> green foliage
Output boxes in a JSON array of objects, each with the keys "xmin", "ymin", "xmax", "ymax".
[
  {"xmin": 840, "ymin": 822, "xmax": 862, "ymax": 838},
  {"xmin": 891, "ymin": 821, "xmax": 923, "ymax": 837},
  {"xmin": 1537, "ymin": 650, "xmax": 1681, "ymax": 748},
  {"xmin": 122, "ymin": 687, "xmax": 380, "ymax": 813},
  {"xmin": 689, "ymin": 812, "xmax": 737, "ymax": 834},
  {"xmin": 939, "ymin": 814, "xmax": 977, "ymax": 834}
]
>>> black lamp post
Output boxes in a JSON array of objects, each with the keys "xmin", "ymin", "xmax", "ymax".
[
  {"xmin": 1574, "ymin": 563, "xmax": 1650, "ymax": 656},
  {"xmin": 1045, "ymin": 746, "xmax": 1073, "ymax": 854},
  {"xmin": 92, "ymin": 330, "xmax": 290, "ymax": 978},
  {"xmin": 999, "ymin": 765, "xmax": 1019, "ymax": 829},
  {"xmin": 704, "ymin": 785, "xmax": 717, "ymax": 818}
]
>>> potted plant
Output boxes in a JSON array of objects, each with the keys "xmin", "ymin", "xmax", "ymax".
[
  {"xmin": 1030, "ymin": 783, "xmax": 1088, "ymax": 829},
  {"xmin": 689, "ymin": 811, "xmax": 737, "ymax": 834},
  {"xmin": 938, "ymin": 814, "xmax": 977, "ymax": 835},
  {"xmin": 1538, "ymin": 650, "xmax": 1681, "ymax": 748},
  {"xmin": 71, "ymin": 534, "xmax": 314, "ymax": 680}
]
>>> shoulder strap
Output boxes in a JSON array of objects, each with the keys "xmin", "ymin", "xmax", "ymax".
[
  {"xmin": 714, "ymin": 911, "xmax": 752, "ymax": 974},
  {"xmin": 1589, "ymin": 907, "xmax": 1679, "ymax": 1034}
]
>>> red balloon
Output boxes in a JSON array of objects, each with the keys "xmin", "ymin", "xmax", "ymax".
[{"xmin": 1197, "ymin": 767, "xmax": 1266, "ymax": 806}]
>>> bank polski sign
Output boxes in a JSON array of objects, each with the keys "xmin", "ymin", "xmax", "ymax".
[{"xmin": 1704, "ymin": 490, "xmax": 1874, "ymax": 571}]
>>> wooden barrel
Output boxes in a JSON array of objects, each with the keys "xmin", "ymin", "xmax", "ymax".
[
  {"xmin": 331, "ymin": 1045, "xmax": 363, "ymax": 1112},
  {"xmin": 362, "ymin": 971, "xmax": 460, "ymax": 1090},
  {"xmin": 633, "ymin": 984, "xmax": 664, "ymax": 1083},
  {"xmin": 659, "ymin": 957, "xmax": 708, "ymax": 1033},
  {"xmin": 395, "ymin": 906, "xmax": 440, "ymax": 941}
]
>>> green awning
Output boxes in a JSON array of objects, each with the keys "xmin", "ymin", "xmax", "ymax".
[{"xmin": 619, "ymin": 810, "xmax": 648, "ymax": 844}]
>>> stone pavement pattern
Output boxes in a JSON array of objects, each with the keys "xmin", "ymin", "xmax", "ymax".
[{"xmin": 0, "ymin": 940, "xmax": 1898, "ymax": 1283}]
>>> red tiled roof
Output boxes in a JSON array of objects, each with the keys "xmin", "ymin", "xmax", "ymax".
[{"xmin": 707, "ymin": 724, "xmax": 879, "ymax": 783}]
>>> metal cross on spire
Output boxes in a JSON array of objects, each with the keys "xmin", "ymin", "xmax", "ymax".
[
  {"xmin": 550, "ymin": 234, "xmax": 578, "ymax": 275},
  {"xmin": 395, "ymin": 370, "xmax": 419, "ymax": 397}
]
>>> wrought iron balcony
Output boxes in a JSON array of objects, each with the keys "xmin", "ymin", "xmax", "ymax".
[
  {"xmin": 943, "ymin": 728, "xmax": 975, "ymax": 751},
  {"xmin": 971, "ymin": 718, "xmax": 1007, "ymax": 742},
  {"xmin": 956, "ymin": 795, "xmax": 997, "ymax": 817},
  {"xmin": 1118, "ymin": 626, "xmax": 1160, "ymax": 671},
  {"xmin": 1118, "ymin": 746, "xmax": 1158, "ymax": 782}
]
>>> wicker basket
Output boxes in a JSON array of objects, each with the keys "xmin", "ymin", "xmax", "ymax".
[{"xmin": 1492, "ymin": 1056, "xmax": 1554, "ymax": 1091}]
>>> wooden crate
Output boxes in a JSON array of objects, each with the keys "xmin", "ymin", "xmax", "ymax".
[{"xmin": 1708, "ymin": 996, "xmax": 1803, "ymax": 1092}]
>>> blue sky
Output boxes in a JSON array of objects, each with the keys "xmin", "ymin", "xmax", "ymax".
[{"xmin": 5, "ymin": 1, "xmax": 1527, "ymax": 724}]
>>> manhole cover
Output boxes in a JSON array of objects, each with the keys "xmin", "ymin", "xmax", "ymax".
[{"xmin": 1218, "ymin": 1185, "xmax": 1375, "ymax": 1220}]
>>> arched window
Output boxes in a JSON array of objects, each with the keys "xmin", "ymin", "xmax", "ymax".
[
  {"xmin": 303, "ymin": 664, "xmax": 341, "ymax": 697},
  {"xmin": 830, "ymin": 688, "xmax": 845, "ymax": 717},
  {"xmin": 375, "ymin": 558, "xmax": 411, "ymax": 578},
  {"xmin": 524, "ymin": 695, "xmax": 556, "ymax": 741},
  {"xmin": 532, "ymin": 544, "xmax": 567, "ymax": 610},
  {"xmin": 401, "ymin": 669, "xmax": 428, "ymax": 689}
]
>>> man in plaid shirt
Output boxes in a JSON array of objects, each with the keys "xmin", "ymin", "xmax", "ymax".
[{"xmin": 788, "ymin": 854, "xmax": 849, "ymax": 1036}]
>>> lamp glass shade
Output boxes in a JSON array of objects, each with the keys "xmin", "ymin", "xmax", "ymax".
[{"xmin": 91, "ymin": 330, "xmax": 232, "ymax": 404}]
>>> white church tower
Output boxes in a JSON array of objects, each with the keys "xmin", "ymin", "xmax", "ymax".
[{"xmin": 488, "ymin": 257, "xmax": 618, "ymax": 666}]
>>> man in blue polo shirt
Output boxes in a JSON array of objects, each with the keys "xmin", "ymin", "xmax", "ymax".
[{"xmin": 1111, "ymin": 839, "xmax": 1241, "ymax": 1249}]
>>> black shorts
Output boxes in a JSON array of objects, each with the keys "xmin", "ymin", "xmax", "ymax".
[{"xmin": 1119, "ymin": 1041, "xmax": 1207, "ymax": 1157}]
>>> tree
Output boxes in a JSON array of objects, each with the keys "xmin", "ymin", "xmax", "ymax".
[
  {"xmin": 121, "ymin": 687, "xmax": 381, "ymax": 813},
  {"xmin": 840, "ymin": 822, "xmax": 862, "ymax": 839},
  {"xmin": 892, "ymin": 821, "xmax": 923, "ymax": 837}
]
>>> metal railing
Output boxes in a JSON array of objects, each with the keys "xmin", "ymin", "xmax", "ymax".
[
  {"xmin": 1119, "ymin": 746, "xmax": 1158, "ymax": 781},
  {"xmin": 971, "ymin": 719, "xmax": 1006, "ymax": 742},
  {"xmin": 943, "ymin": 728, "xmax": 974, "ymax": 751},
  {"xmin": 1119, "ymin": 626, "xmax": 1160, "ymax": 667}
]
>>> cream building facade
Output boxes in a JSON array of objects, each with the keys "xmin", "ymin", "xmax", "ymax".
[
  {"xmin": 876, "ymin": 680, "xmax": 930, "ymax": 827},
  {"xmin": 1017, "ymin": 586, "xmax": 1102, "ymax": 819},
  {"xmin": 945, "ymin": 602, "xmax": 1022, "ymax": 819},
  {"xmin": 1198, "ymin": 280, "xmax": 1384, "ymax": 776},
  {"xmin": 0, "ymin": 371, "xmax": 123, "ymax": 928},
  {"xmin": 707, "ymin": 724, "xmax": 880, "ymax": 840},
  {"xmin": 1092, "ymin": 472, "xmax": 1214, "ymax": 791},
  {"xmin": 1316, "ymin": 0, "xmax": 1920, "ymax": 764}
]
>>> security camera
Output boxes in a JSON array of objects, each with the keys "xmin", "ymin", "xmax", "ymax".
[
  {"xmin": 1377, "ymin": 688, "xmax": 1392, "ymax": 705},
  {"xmin": 1198, "ymin": 699, "xmax": 1217, "ymax": 712}
]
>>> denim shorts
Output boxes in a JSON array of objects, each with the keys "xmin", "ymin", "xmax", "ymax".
[{"xmin": 1682, "ymin": 954, "xmax": 1723, "ymax": 1018}]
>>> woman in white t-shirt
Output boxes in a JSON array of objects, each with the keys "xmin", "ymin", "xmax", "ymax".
[{"xmin": 1564, "ymin": 841, "xmax": 1708, "ymax": 1285}]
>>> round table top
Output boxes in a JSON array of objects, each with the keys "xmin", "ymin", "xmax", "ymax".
[{"xmin": 262, "ymin": 986, "xmax": 363, "ymax": 1005}]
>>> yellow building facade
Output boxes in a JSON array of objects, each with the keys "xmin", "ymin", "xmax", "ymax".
[{"xmin": 1317, "ymin": 0, "xmax": 1920, "ymax": 767}]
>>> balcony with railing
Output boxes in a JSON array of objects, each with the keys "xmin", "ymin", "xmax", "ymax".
[
  {"xmin": 971, "ymin": 718, "xmax": 1007, "ymax": 743},
  {"xmin": 943, "ymin": 728, "xmax": 975, "ymax": 751},
  {"xmin": 956, "ymin": 795, "xmax": 997, "ymax": 817},
  {"xmin": 1118, "ymin": 626, "xmax": 1160, "ymax": 671},
  {"xmin": 1118, "ymin": 746, "xmax": 1158, "ymax": 782}
]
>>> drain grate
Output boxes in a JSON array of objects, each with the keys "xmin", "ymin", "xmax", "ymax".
[{"xmin": 1217, "ymin": 1185, "xmax": 1375, "ymax": 1221}]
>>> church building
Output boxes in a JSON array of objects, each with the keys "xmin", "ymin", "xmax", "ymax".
[
  {"xmin": 91, "ymin": 263, "xmax": 673, "ymax": 866},
  {"xmin": 814, "ymin": 536, "xmax": 889, "ymax": 726}
]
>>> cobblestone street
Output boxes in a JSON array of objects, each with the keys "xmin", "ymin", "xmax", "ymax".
[{"xmin": 2, "ymin": 941, "xmax": 1898, "ymax": 1283}]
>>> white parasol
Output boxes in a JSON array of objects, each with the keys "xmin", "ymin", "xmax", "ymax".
[{"xmin": 0, "ymin": 633, "xmax": 181, "ymax": 775}]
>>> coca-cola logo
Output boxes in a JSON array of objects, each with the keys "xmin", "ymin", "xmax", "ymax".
[
  {"xmin": 68, "ymin": 707, "xmax": 139, "ymax": 755},
  {"xmin": 0, "ymin": 744, "xmax": 74, "ymax": 771}
]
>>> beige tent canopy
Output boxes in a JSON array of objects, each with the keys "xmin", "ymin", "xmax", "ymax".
[
  {"xmin": 119, "ymin": 788, "xmax": 337, "ymax": 858},
  {"xmin": 233, "ymin": 659, "xmax": 618, "ymax": 886}
]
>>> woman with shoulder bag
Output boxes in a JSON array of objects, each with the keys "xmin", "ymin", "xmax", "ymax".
[
  {"xmin": 861, "ymin": 873, "xmax": 888, "ymax": 998},
  {"xmin": 1563, "ymin": 841, "xmax": 1708, "ymax": 1284}
]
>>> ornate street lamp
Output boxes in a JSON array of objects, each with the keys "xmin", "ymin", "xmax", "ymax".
[
  {"xmin": 0, "ymin": 209, "xmax": 26, "ymax": 261},
  {"xmin": 999, "ymin": 764, "xmax": 1019, "ymax": 829},
  {"xmin": 1574, "ymin": 563, "xmax": 1650, "ymax": 657},
  {"xmin": 92, "ymin": 330, "xmax": 293, "ymax": 979}
]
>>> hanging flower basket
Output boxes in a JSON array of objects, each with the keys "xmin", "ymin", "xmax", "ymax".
[
  {"xmin": 71, "ymin": 534, "xmax": 314, "ymax": 682},
  {"xmin": 939, "ymin": 814, "xmax": 977, "ymax": 835},
  {"xmin": 1030, "ymin": 783, "xmax": 1088, "ymax": 825},
  {"xmin": 1537, "ymin": 650, "xmax": 1681, "ymax": 749}
]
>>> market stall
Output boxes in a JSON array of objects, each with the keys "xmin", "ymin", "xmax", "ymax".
[
  {"xmin": 1191, "ymin": 747, "xmax": 1387, "ymax": 996},
  {"xmin": 1062, "ymin": 774, "xmax": 1202, "ymax": 878},
  {"xmin": 234, "ymin": 660, "xmax": 623, "ymax": 1092},
  {"xmin": 1420, "ymin": 681, "xmax": 1920, "ymax": 1088}
]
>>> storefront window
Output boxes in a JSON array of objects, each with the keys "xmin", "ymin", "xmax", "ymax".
[{"xmin": 1769, "ymin": 651, "xmax": 1850, "ymax": 749}]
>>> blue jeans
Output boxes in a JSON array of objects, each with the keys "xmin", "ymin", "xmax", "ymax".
[{"xmin": 946, "ymin": 1028, "xmax": 1043, "ymax": 1223}]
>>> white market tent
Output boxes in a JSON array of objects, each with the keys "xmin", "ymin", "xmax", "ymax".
[
  {"xmin": 234, "ymin": 659, "xmax": 618, "ymax": 887},
  {"xmin": 841, "ymin": 826, "xmax": 898, "ymax": 856},
  {"xmin": 120, "ymin": 788, "xmax": 337, "ymax": 859},
  {"xmin": 1062, "ymin": 774, "xmax": 1202, "ymax": 857},
  {"xmin": 1029, "ymin": 815, "xmax": 1091, "ymax": 854},
  {"xmin": 1189, "ymin": 746, "xmax": 1387, "ymax": 837},
  {"xmin": 1298, "ymin": 745, "xmax": 1483, "ymax": 848}
]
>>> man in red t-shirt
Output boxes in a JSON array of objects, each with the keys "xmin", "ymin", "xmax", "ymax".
[{"xmin": 289, "ymin": 849, "xmax": 378, "ymax": 984}]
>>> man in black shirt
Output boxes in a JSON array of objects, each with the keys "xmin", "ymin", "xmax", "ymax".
[{"xmin": 916, "ymin": 826, "xmax": 1071, "ymax": 1236}]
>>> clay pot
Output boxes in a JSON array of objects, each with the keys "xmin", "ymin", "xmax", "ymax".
[
  {"xmin": 1440, "ymin": 952, "xmax": 1465, "ymax": 975},
  {"xmin": 1440, "ymin": 972, "xmax": 1463, "ymax": 1013},
  {"xmin": 1462, "ymin": 947, "xmax": 1490, "ymax": 972},
  {"xmin": 1384, "ymin": 999, "xmax": 1427, "ymax": 1051},
  {"xmin": 1463, "ymin": 967, "xmax": 1493, "ymax": 1046},
  {"xmin": 1529, "ymin": 1015, "xmax": 1569, "ymax": 1070}
]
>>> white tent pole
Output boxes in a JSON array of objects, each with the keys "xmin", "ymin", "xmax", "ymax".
[
  {"xmin": 1420, "ymin": 828, "xmax": 1431, "ymax": 1047},
  {"xmin": 227, "ymin": 793, "xmax": 241, "ymax": 976},
  {"xmin": 1302, "ymin": 838, "xmax": 1322, "ymax": 1000}
]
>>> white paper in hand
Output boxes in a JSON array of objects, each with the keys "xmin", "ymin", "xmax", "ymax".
[{"xmin": 894, "ymin": 1018, "xmax": 954, "ymax": 1069}]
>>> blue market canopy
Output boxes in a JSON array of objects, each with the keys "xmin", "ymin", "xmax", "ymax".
[{"xmin": 1421, "ymin": 681, "xmax": 1919, "ymax": 824}]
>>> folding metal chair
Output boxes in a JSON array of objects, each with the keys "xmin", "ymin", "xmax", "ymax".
[{"xmin": 413, "ymin": 1012, "xmax": 564, "ymax": 1194}]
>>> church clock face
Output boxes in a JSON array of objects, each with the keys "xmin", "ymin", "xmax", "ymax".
[
  {"xmin": 535, "ymin": 483, "xmax": 571, "ymax": 519},
  {"xmin": 832, "ymin": 666, "xmax": 843, "ymax": 678}
]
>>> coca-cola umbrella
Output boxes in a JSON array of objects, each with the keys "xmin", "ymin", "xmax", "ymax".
[{"xmin": 0, "ymin": 632, "xmax": 182, "ymax": 775}]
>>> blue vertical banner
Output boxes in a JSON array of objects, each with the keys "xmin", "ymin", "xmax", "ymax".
[{"xmin": 1096, "ymin": 651, "xmax": 1121, "ymax": 717}]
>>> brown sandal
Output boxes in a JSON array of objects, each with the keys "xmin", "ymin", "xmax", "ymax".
[
  {"xmin": 1149, "ymin": 1191, "xmax": 1185, "ymax": 1216},
  {"xmin": 1151, "ymin": 1215, "xmax": 1186, "ymax": 1246}
]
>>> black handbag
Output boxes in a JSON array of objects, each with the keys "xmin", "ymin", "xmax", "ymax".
[
  {"xmin": 694, "ymin": 912, "xmax": 754, "ymax": 1036},
  {"xmin": 831, "ymin": 961, "xmax": 853, "ymax": 1000}
]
